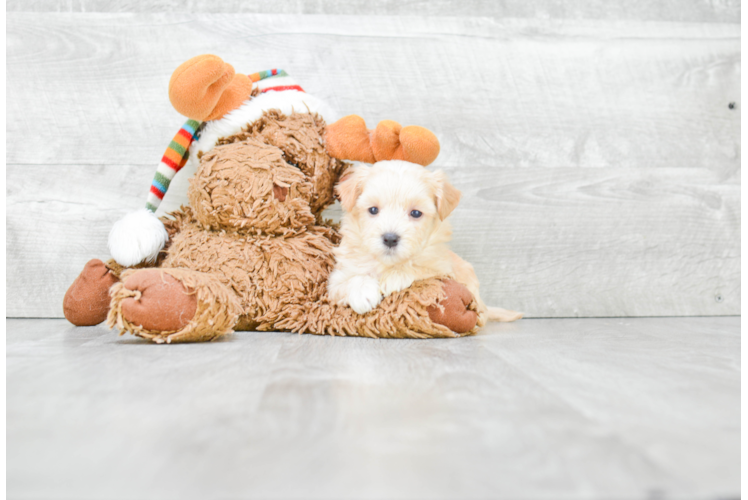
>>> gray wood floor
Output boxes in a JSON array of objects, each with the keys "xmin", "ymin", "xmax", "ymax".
[{"xmin": 7, "ymin": 317, "xmax": 739, "ymax": 499}]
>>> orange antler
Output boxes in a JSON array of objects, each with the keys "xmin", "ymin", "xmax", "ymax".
[
  {"xmin": 325, "ymin": 115, "xmax": 440, "ymax": 166},
  {"xmin": 168, "ymin": 55, "xmax": 253, "ymax": 121}
]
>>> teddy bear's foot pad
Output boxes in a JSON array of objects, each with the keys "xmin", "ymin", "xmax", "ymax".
[
  {"xmin": 116, "ymin": 269, "xmax": 198, "ymax": 332},
  {"xmin": 107, "ymin": 268, "xmax": 242, "ymax": 343},
  {"xmin": 427, "ymin": 279, "xmax": 479, "ymax": 334},
  {"xmin": 63, "ymin": 259, "xmax": 120, "ymax": 326}
]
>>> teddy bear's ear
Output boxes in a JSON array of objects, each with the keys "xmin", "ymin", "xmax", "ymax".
[
  {"xmin": 432, "ymin": 170, "xmax": 461, "ymax": 220},
  {"xmin": 168, "ymin": 55, "xmax": 253, "ymax": 121},
  {"xmin": 336, "ymin": 167, "xmax": 368, "ymax": 212}
]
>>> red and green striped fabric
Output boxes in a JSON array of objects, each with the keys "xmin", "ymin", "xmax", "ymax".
[
  {"xmin": 248, "ymin": 69, "xmax": 304, "ymax": 93},
  {"xmin": 146, "ymin": 119, "xmax": 201, "ymax": 212}
]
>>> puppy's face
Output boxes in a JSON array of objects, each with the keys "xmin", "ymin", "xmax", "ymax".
[{"xmin": 336, "ymin": 160, "xmax": 461, "ymax": 265}]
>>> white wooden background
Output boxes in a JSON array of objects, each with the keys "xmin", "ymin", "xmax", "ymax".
[{"xmin": 6, "ymin": 1, "xmax": 740, "ymax": 318}]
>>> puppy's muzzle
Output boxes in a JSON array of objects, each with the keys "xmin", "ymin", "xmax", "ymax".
[{"xmin": 382, "ymin": 232, "xmax": 400, "ymax": 248}]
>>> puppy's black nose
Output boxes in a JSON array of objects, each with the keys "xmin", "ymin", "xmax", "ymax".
[{"xmin": 382, "ymin": 232, "xmax": 400, "ymax": 248}]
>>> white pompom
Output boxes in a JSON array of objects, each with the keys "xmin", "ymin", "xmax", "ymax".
[{"xmin": 108, "ymin": 209, "xmax": 169, "ymax": 267}]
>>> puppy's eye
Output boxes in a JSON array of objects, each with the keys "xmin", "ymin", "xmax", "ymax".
[
  {"xmin": 410, "ymin": 210, "xmax": 423, "ymax": 219},
  {"xmin": 368, "ymin": 207, "xmax": 379, "ymax": 215}
]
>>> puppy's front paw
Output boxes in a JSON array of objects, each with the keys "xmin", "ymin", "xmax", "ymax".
[
  {"xmin": 379, "ymin": 271, "xmax": 415, "ymax": 298},
  {"xmin": 347, "ymin": 278, "xmax": 382, "ymax": 314}
]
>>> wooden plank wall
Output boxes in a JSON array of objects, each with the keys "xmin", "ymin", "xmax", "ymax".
[
  {"xmin": 6, "ymin": 3, "xmax": 740, "ymax": 318},
  {"xmin": 6, "ymin": 0, "xmax": 741, "ymax": 23}
]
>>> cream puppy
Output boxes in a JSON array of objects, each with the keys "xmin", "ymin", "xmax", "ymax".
[{"xmin": 328, "ymin": 160, "xmax": 521, "ymax": 323}]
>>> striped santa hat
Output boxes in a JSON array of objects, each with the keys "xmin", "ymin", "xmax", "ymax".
[
  {"xmin": 108, "ymin": 68, "xmax": 317, "ymax": 267},
  {"xmin": 146, "ymin": 69, "xmax": 305, "ymax": 213}
]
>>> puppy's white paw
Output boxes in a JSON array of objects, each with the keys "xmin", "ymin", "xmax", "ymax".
[
  {"xmin": 347, "ymin": 277, "xmax": 382, "ymax": 314},
  {"xmin": 379, "ymin": 271, "xmax": 415, "ymax": 298}
]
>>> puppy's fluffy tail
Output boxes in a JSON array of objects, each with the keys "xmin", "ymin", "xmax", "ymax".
[{"xmin": 486, "ymin": 306, "xmax": 523, "ymax": 322}]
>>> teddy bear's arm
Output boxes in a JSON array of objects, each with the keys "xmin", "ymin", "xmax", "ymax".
[{"xmin": 274, "ymin": 278, "xmax": 481, "ymax": 339}]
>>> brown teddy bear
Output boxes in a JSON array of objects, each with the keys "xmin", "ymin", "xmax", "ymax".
[{"xmin": 62, "ymin": 55, "xmax": 482, "ymax": 343}]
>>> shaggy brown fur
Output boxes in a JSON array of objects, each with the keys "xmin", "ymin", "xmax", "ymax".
[
  {"xmin": 216, "ymin": 110, "xmax": 347, "ymax": 214},
  {"xmin": 92, "ymin": 110, "xmax": 482, "ymax": 342},
  {"xmin": 190, "ymin": 138, "xmax": 316, "ymax": 235},
  {"xmin": 162, "ymin": 207, "xmax": 336, "ymax": 330},
  {"xmin": 276, "ymin": 278, "xmax": 483, "ymax": 339}
]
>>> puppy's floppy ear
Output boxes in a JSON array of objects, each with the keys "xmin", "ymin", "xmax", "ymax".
[
  {"xmin": 336, "ymin": 166, "xmax": 368, "ymax": 212},
  {"xmin": 432, "ymin": 170, "xmax": 461, "ymax": 220}
]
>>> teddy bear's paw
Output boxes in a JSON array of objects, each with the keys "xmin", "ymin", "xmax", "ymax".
[
  {"xmin": 63, "ymin": 259, "xmax": 120, "ymax": 326},
  {"xmin": 116, "ymin": 269, "xmax": 198, "ymax": 333},
  {"xmin": 426, "ymin": 279, "xmax": 478, "ymax": 335}
]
